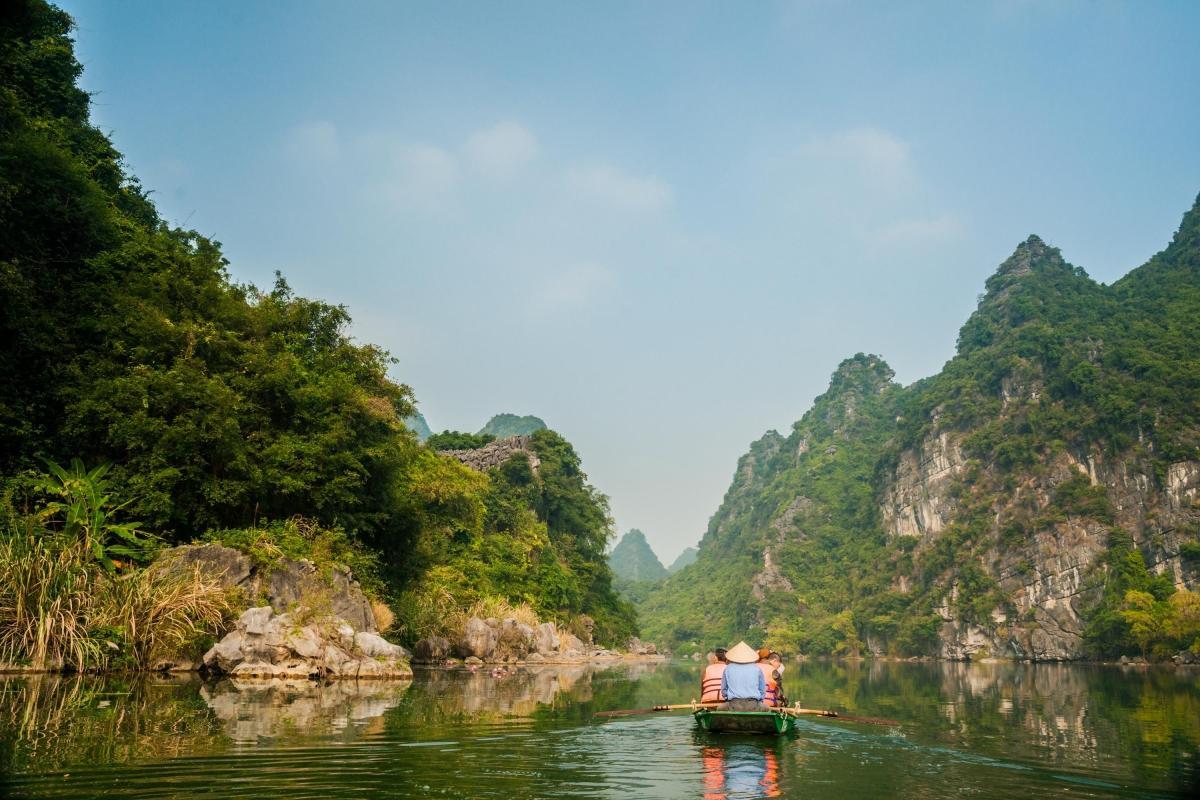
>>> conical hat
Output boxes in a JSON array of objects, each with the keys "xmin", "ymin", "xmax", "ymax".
[{"xmin": 725, "ymin": 641, "xmax": 758, "ymax": 664}]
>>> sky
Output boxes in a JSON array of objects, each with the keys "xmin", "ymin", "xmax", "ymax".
[{"xmin": 60, "ymin": 0, "xmax": 1200, "ymax": 563}]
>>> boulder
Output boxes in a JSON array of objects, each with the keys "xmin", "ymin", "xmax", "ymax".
[
  {"xmin": 626, "ymin": 637, "xmax": 658, "ymax": 656},
  {"xmin": 455, "ymin": 617, "xmax": 498, "ymax": 660},
  {"xmin": 355, "ymin": 631, "xmax": 409, "ymax": 660},
  {"xmin": 496, "ymin": 619, "xmax": 536, "ymax": 658},
  {"xmin": 535, "ymin": 622, "xmax": 560, "ymax": 655},
  {"xmin": 559, "ymin": 632, "xmax": 587, "ymax": 657},
  {"xmin": 464, "ymin": 656, "xmax": 484, "ymax": 666},
  {"xmin": 413, "ymin": 636, "xmax": 451, "ymax": 663},
  {"xmin": 165, "ymin": 543, "xmax": 253, "ymax": 589},
  {"xmin": 267, "ymin": 559, "xmax": 376, "ymax": 633},
  {"xmin": 203, "ymin": 606, "xmax": 411, "ymax": 681}
]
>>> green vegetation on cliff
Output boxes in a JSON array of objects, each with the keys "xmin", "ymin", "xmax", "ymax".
[
  {"xmin": 478, "ymin": 414, "xmax": 547, "ymax": 438},
  {"xmin": 0, "ymin": 1, "xmax": 634, "ymax": 661},
  {"xmin": 639, "ymin": 201, "xmax": 1200, "ymax": 660}
]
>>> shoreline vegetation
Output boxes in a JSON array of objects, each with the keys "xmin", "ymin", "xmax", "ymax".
[{"xmin": 0, "ymin": 1, "xmax": 636, "ymax": 678}]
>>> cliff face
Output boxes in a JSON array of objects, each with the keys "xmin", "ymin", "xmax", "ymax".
[{"xmin": 640, "ymin": 195, "xmax": 1200, "ymax": 660}]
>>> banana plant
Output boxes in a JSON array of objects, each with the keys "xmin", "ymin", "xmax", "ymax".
[{"xmin": 35, "ymin": 459, "xmax": 159, "ymax": 571}]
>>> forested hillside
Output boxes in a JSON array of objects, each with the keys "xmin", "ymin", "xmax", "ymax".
[
  {"xmin": 0, "ymin": 0, "xmax": 634, "ymax": 668},
  {"xmin": 639, "ymin": 202, "xmax": 1200, "ymax": 661}
]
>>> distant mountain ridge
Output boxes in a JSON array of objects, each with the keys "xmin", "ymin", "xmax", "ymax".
[
  {"xmin": 479, "ymin": 414, "xmax": 546, "ymax": 438},
  {"xmin": 637, "ymin": 194, "xmax": 1200, "ymax": 661},
  {"xmin": 609, "ymin": 529, "xmax": 667, "ymax": 582},
  {"xmin": 667, "ymin": 547, "xmax": 698, "ymax": 574}
]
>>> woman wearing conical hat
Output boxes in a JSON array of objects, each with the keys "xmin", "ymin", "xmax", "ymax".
[{"xmin": 718, "ymin": 641, "xmax": 767, "ymax": 711}]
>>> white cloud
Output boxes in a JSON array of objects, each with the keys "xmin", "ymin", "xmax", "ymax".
[
  {"xmin": 799, "ymin": 126, "xmax": 914, "ymax": 186},
  {"xmin": 384, "ymin": 143, "xmax": 460, "ymax": 208},
  {"xmin": 284, "ymin": 121, "xmax": 340, "ymax": 163},
  {"xmin": 870, "ymin": 214, "xmax": 964, "ymax": 248},
  {"xmin": 464, "ymin": 121, "xmax": 538, "ymax": 178},
  {"xmin": 565, "ymin": 163, "xmax": 674, "ymax": 212},
  {"xmin": 529, "ymin": 263, "xmax": 615, "ymax": 314}
]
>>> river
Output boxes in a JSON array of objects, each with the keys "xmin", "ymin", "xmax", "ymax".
[{"xmin": 0, "ymin": 660, "xmax": 1196, "ymax": 798}]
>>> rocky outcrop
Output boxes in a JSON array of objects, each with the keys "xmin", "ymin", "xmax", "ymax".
[
  {"xmin": 413, "ymin": 617, "xmax": 658, "ymax": 664},
  {"xmin": 444, "ymin": 435, "xmax": 541, "ymax": 473},
  {"xmin": 203, "ymin": 607, "xmax": 411, "ymax": 680},
  {"xmin": 881, "ymin": 430, "xmax": 967, "ymax": 541},
  {"xmin": 884, "ymin": 436, "xmax": 1200, "ymax": 660},
  {"xmin": 163, "ymin": 544, "xmax": 377, "ymax": 633}
]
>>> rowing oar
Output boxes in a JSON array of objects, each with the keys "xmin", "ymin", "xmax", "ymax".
[
  {"xmin": 781, "ymin": 706, "xmax": 901, "ymax": 727},
  {"xmin": 594, "ymin": 702, "xmax": 721, "ymax": 718}
]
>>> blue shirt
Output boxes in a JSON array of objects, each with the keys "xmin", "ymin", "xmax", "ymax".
[{"xmin": 720, "ymin": 662, "xmax": 766, "ymax": 700}]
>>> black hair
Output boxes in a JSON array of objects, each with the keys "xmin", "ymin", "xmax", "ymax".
[{"xmin": 714, "ymin": 647, "xmax": 728, "ymax": 662}]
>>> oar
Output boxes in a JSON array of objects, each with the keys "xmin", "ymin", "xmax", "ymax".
[
  {"xmin": 594, "ymin": 702, "xmax": 721, "ymax": 718},
  {"xmin": 781, "ymin": 706, "xmax": 901, "ymax": 727}
]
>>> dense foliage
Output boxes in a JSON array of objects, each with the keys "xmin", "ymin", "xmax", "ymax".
[
  {"xmin": 478, "ymin": 414, "xmax": 547, "ymax": 438},
  {"xmin": 426, "ymin": 431, "xmax": 496, "ymax": 451},
  {"xmin": 0, "ymin": 1, "xmax": 633, "ymax": 652}
]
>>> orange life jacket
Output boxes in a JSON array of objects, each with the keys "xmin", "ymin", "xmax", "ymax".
[
  {"xmin": 700, "ymin": 662, "xmax": 726, "ymax": 703},
  {"xmin": 757, "ymin": 662, "xmax": 779, "ymax": 706}
]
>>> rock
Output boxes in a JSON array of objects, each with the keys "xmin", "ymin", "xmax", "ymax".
[
  {"xmin": 464, "ymin": 656, "xmax": 484, "ymax": 666},
  {"xmin": 559, "ymin": 632, "xmax": 587, "ymax": 655},
  {"xmin": 456, "ymin": 617, "xmax": 498, "ymax": 660},
  {"xmin": 355, "ymin": 631, "xmax": 409, "ymax": 660},
  {"xmin": 1118, "ymin": 655, "xmax": 1131, "ymax": 664},
  {"xmin": 525, "ymin": 652, "xmax": 545, "ymax": 663},
  {"xmin": 202, "ymin": 605, "xmax": 410, "ymax": 681},
  {"xmin": 535, "ymin": 622, "xmax": 560, "ymax": 655},
  {"xmin": 413, "ymin": 636, "xmax": 451, "ymax": 663},
  {"xmin": 626, "ymin": 637, "xmax": 658, "ymax": 656},
  {"xmin": 241, "ymin": 606, "xmax": 274, "ymax": 636},
  {"xmin": 166, "ymin": 543, "xmax": 253, "ymax": 588},
  {"xmin": 1172, "ymin": 649, "xmax": 1198, "ymax": 665},
  {"xmin": 484, "ymin": 618, "xmax": 501, "ymax": 629},
  {"xmin": 496, "ymin": 619, "xmax": 536, "ymax": 659},
  {"xmin": 577, "ymin": 616, "xmax": 596, "ymax": 645}
]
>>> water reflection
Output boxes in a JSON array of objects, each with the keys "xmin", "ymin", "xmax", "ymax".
[
  {"xmin": 701, "ymin": 743, "xmax": 782, "ymax": 799},
  {"xmin": 0, "ymin": 661, "xmax": 1197, "ymax": 798},
  {"xmin": 200, "ymin": 677, "xmax": 413, "ymax": 743}
]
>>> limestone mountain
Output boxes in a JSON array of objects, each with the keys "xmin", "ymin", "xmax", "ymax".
[
  {"xmin": 479, "ymin": 414, "xmax": 547, "ymax": 438},
  {"xmin": 609, "ymin": 529, "xmax": 668, "ymax": 582},
  {"xmin": 638, "ymin": 195, "xmax": 1200, "ymax": 660},
  {"xmin": 403, "ymin": 412, "xmax": 432, "ymax": 442},
  {"xmin": 667, "ymin": 547, "xmax": 698, "ymax": 574}
]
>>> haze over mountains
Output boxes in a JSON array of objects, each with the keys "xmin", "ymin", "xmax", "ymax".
[{"xmin": 637, "ymin": 196, "xmax": 1200, "ymax": 661}]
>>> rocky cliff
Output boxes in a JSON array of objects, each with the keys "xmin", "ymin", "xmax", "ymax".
[{"xmin": 639, "ymin": 195, "xmax": 1200, "ymax": 661}]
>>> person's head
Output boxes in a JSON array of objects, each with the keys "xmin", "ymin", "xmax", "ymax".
[
  {"xmin": 706, "ymin": 651, "xmax": 718, "ymax": 665},
  {"xmin": 769, "ymin": 652, "xmax": 782, "ymax": 666},
  {"xmin": 757, "ymin": 647, "xmax": 771, "ymax": 662},
  {"xmin": 715, "ymin": 647, "xmax": 728, "ymax": 663}
]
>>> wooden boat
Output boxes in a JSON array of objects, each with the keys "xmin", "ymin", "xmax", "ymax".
[{"xmin": 693, "ymin": 708, "xmax": 797, "ymax": 735}]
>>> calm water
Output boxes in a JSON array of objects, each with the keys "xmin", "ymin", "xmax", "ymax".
[{"xmin": 0, "ymin": 660, "xmax": 1197, "ymax": 799}]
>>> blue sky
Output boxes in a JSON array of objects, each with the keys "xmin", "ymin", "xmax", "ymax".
[{"xmin": 61, "ymin": 0, "xmax": 1200, "ymax": 562}]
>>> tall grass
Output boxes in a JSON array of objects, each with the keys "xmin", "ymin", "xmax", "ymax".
[
  {"xmin": 0, "ymin": 461, "xmax": 231, "ymax": 672},
  {"xmin": 0, "ymin": 526, "xmax": 103, "ymax": 670}
]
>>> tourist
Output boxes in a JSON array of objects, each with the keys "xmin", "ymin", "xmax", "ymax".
[
  {"xmin": 700, "ymin": 647, "xmax": 728, "ymax": 702},
  {"xmin": 719, "ymin": 641, "xmax": 766, "ymax": 710},
  {"xmin": 768, "ymin": 651, "xmax": 787, "ymax": 706},
  {"xmin": 757, "ymin": 647, "xmax": 781, "ymax": 707}
]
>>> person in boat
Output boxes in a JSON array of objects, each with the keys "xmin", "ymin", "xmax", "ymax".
[
  {"xmin": 756, "ymin": 648, "xmax": 782, "ymax": 707},
  {"xmin": 700, "ymin": 647, "xmax": 727, "ymax": 703},
  {"xmin": 719, "ymin": 641, "xmax": 767, "ymax": 710},
  {"xmin": 768, "ymin": 651, "xmax": 787, "ymax": 706}
]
